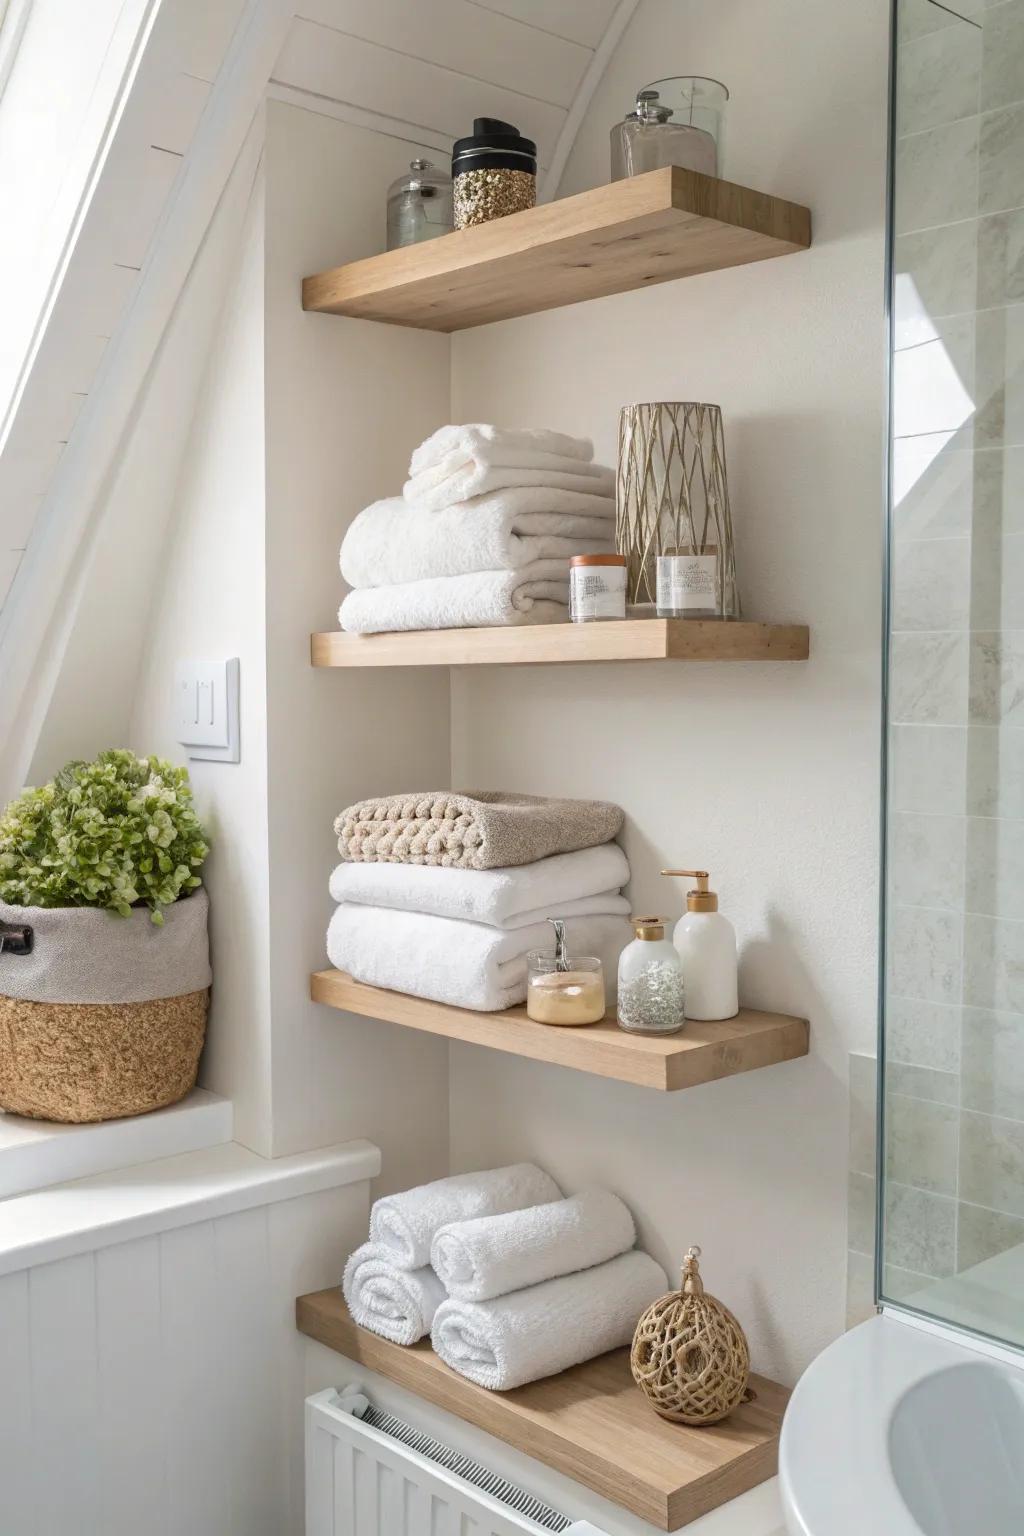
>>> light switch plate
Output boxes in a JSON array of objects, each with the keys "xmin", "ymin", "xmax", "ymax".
[{"xmin": 175, "ymin": 658, "xmax": 240, "ymax": 762}]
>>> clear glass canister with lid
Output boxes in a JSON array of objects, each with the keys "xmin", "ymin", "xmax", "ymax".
[
  {"xmin": 386, "ymin": 159, "xmax": 454, "ymax": 250},
  {"xmin": 611, "ymin": 77, "xmax": 729, "ymax": 182}
]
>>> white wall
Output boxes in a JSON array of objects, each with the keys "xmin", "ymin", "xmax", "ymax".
[{"xmin": 446, "ymin": 0, "xmax": 888, "ymax": 1383}]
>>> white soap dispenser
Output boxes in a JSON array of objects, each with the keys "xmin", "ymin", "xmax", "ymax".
[{"xmin": 662, "ymin": 869, "xmax": 738, "ymax": 1021}]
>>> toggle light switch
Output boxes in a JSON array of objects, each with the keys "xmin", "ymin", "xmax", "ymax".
[{"xmin": 174, "ymin": 658, "xmax": 240, "ymax": 762}]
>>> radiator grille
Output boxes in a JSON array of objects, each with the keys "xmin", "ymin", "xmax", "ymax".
[{"xmin": 357, "ymin": 1402, "xmax": 572, "ymax": 1532}]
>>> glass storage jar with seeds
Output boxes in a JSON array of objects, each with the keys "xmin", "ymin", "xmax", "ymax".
[
  {"xmin": 617, "ymin": 917, "xmax": 686, "ymax": 1035},
  {"xmin": 452, "ymin": 117, "xmax": 536, "ymax": 229}
]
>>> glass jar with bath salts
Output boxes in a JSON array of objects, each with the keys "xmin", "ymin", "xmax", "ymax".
[
  {"xmin": 656, "ymin": 547, "xmax": 721, "ymax": 617},
  {"xmin": 570, "ymin": 553, "xmax": 628, "ymax": 622},
  {"xmin": 527, "ymin": 952, "xmax": 606, "ymax": 1026},
  {"xmin": 617, "ymin": 917, "xmax": 686, "ymax": 1036}
]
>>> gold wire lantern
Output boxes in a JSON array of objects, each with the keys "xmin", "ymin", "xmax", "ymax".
[
  {"xmin": 630, "ymin": 1246, "xmax": 752, "ymax": 1425},
  {"xmin": 616, "ymin": 402, "xmax": 739, "ymax": 615}
]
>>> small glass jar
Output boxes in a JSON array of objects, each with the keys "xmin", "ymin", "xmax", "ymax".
[
  {"xmin": 611, "ymin": 77, "xmax": 729, "ymax": 182},
  {"xmin": 527, "ymin": 952, "xmax": 606, "ymax": 1026},
  {"xmin": 570, "ymin": 553, "xmax": 627, "ymax": 622},
  {"xmin": 386, "ymin": 159, "xmax": 454, "ymax": 251},
  {"xmin": 656, "ymin": 548, "xmax": 721, "ymax": 618},
  {"xmin": 617, "ymin": 917, "xmax": 686, "ymax": 1036}
]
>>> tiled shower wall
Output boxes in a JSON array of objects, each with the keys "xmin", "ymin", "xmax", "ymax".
[{"xmin": 851, "ymin": 0, "xmax": 1024, "ymax": 1326}]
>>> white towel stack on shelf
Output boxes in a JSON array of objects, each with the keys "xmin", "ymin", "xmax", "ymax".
[
  {"xmin": 327, "ymin": 843, "xmax": 632, "ymax": 1012},
  {"xmin": 338, "ymin": 424, "xmax": 616, "ymax": 634},
  {"xmin": 343, "ymin": 1165, "xmax": 669, "ymax": 1391}
]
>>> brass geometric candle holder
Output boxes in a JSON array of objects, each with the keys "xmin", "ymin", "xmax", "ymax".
[{"xmin": 616, "ymin": 401, "xmax": 739, "ymax": 615}]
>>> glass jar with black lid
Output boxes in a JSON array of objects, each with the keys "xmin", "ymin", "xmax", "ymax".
[{"xmin": 452, "ymin": 117, "xmax": 537, "ymax": 229}]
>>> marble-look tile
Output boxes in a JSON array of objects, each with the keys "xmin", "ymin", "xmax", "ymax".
[
  {"xmin": 894, "ymin": 314, "xmax": 976, "ymax": 441},
  {"xmin": 981, "ymin": 0, "xmax": 1024, "ymax": 111},
  {"xmin": 900, "ymin": 23, "xmax": 983, "ymax": 132},
  {"xmin": 849, "ymin": 1051, "xmax": 878, "ymax": 1177},
  {"xmin": 977, "ymin": 208, "xmax": 1024, "ymax": 307},
  {"xmin": 889, "ymin": 810, "xmax": 966, "ymax": 909},
  {"xmin": 959, "ymin": 1106, "xmax": 1024, "ymax": 1213},
  {"xmin": 891, "ymin": 724, "xmax": 967, "ymax": 815},
  {"xmin": 897, "ymin": 222, "xmax": 979, "ymax": 321},
  {"xmin": 964, "ymin": 911, "xmax": 1024, "ymax": 1012},
  {"xmin": 965, "ymin": 815, "xmax": 1024, "ymax": 918},
  {"xmin": 888, "ymin": 1059, "xmax": 961, "ymax": 1102},
  {"xmin": 892, "ymin": 438, "xmax": 974, "ymax": 539},
  {"xmin": 884, "ymin": 1180, "xmax": 957, "ymax": 1275},
  {"xmin": 979, "ymin": 100, "xmax": 1024, "ymax": 213},
  {"xmin": 900, "ymin": 0, "xmax": 982, "ymax": 41},
  {"xmin": 966, "ymin": 723, "xmax": 1024, "ymax": 817},
  {"xmin": 961, "ymin": 1005, "xmax": 1024, "ymax": 1115},
  {"xmin": 846, "ymin": 1249, "xmax": 876, "ymax": 1329},
  {"xmin": 973, "ymin": 446, "xmax": 1024, "ymax": 538},
  {"xmin": 892, "ymin": 538, "xmax": 972, "ymax": 630},
  {"xmin": 957, "ymin": 1197, "xmax": 1024, "ymax": 1267},
  {"xmin": 889, "ymin": 905, "xmax": 964, "ymax": 1003},
  {"xmin": 888, "ymin": 996, "xmax": 963, "ymax": 1071},
  {"xmin": 891, "ymin": 632, "xmax": 969, "ymax": 724},
  {"xmin": 882, "ymin": 1262, "xmax": 939, "ymax": 1303},
  {"xmin": 974, "ymin": 305, "xmax": 1024, "ymax": 449},
  {"xmin": 848, "ymin": 1170, "xmax": 877, "ymax": 1253},
  {"xmin": 969, "ymin": 631, "xmax": 1024, "ymax": 725},
  {"xmin": 887, "ymin": 1092, "xmax": 959, "ymax": 1192},
  {"xmin": 970, "ymin": 532, "xmax": 1024, "ymax": 630},
  {"xmin": 896, "ymin": 117, "xmax": 980, "ymax": 233}
]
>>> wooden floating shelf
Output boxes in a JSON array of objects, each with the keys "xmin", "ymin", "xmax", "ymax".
[
  {"xmin": 311, "ymin": 618, "xmax": 810, "ymax": 669},
  {"xmin": 310, "ymin": 970, "xmax": 808, "ymax": 1092},
  {"xmin": 302, "ymin": 166, "xmax": 811, "ymax": 332},
  {"xmin": 297, "ymin": 1291, "xmax": 788, "ymax": 1531}
]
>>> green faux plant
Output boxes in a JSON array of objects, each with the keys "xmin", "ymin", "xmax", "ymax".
[{"xmin": 0, "ymin": 749, "xmax": 209, "ymax": 923}]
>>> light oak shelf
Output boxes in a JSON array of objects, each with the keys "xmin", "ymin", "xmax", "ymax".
[
  {"xmin": 302, "ymin": 166, "xmax": 811, "ymax": 332},
  {"xmin": 310, "ymin": 970, "xmax": 808, "ymax": 1092},
  {"xmin": 296, "ymin": 1291, "xmax": 788, "ymax": 1531},
  {"xmin": 311, "ymin": 618, "xmax": 810, "ymax": 668}
]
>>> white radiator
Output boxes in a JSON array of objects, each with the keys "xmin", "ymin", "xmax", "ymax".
[{"xmin": 306, "ymin": 1386, "xmax": 610, "ymax": 1536}]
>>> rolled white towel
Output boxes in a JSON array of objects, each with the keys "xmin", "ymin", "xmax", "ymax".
[
  {"xmin": 369, "ymin": 1163, "xmax": 561, "ymax": 1271},
  {"xmin": 431, "ymin": 1250, "xmax": 668, "ymax": 1391},
  {"xmin": 329, "ymin": 845, "xmax": 630, "ymax": 929},
  {"xmin": 431, "ymin": 1189, "xmax": 637, "ymax": 1302},
  {"xmin": 340, "ymin": 495, "xmax": 613, "ymax": 589},
  {"xmin": 339, "ymin": 561, "xmax": 570, "ymax": 634},
  {"xmin": 405, "ymin": 462, "xmax": 616, "ymax": 514},
  {"xmin": 327, "ymin": 905, "xmax": 631, "ymax": 1012},
  {"xmin": 410, "ymin": 424, "xmax": 594, "ymax": 475},
  {"xmin": 342, "ymin": 1242, "xmax": 446, "ymax": 1345}
]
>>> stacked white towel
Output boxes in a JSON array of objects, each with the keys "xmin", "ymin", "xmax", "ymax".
[
  {"xmin": 338, "ymin": 424, "xmax": 616, "ymax": 634},
  {"xmin": 341, "ymin": 1165, "xmax": 669, "ymax": 1392}
]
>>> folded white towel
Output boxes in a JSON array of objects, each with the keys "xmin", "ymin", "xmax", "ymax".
[
  {"xmin": 340, "ymin": 496, "xmax": 613, "ymax": 589},
  {"xmin": 431, "ymin": 1189, "xmax": 637, "ymax": 1302},
  {"xmin": 329, "ymin": 845, "xmax": 631, "ymax": 928},
  {"xmin": 370, "ymin": 1164, "xmax": 561, "ymax": 1270},
  {"xmin": 342, "ymin": 1242, "xmax": 446, "ymax": 1345},
  {"xmin": 405, "ymin": 463, "xmax": 616, "ymax": 514},
  {"xmin": 431, "ymin": 1250, "xmax": 668, "ymax": 1391},
  {"xmin": 410, "ymin": 424, "xmax": 594, "ymax": 475},
  {"xmin": 326, "ymin": 904, "xmax": 631, "ymax": 1011},
  {"xmin": 338, "ymin": 561, "xmax": 571, "ymax": 634}
]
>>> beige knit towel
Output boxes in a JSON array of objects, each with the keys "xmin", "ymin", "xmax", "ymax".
[{"xmin": 335, "ymin": 791, "xmax": 624, "ymax": 870}]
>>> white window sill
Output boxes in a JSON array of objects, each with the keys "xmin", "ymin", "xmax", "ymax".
[{"xmin": 0, "ymin": 1136, "xmax": 381, "ymax": 1276}]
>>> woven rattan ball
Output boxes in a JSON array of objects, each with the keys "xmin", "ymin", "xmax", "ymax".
[{"xmin": 631, "ymin": 1247, "xmax": 751, "ymax": 1425}]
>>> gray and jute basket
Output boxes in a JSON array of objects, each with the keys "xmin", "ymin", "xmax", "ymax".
[{"xmin": 0, "ymin": 889, "xmax": 211, "ymax": 1124}]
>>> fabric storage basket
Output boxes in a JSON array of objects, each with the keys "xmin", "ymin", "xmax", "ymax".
[{"xmin": 0, "ymin": 888, "xmax": 211, "ymax": 1123}]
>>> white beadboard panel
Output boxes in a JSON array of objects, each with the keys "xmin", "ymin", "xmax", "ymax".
[
  {"xmin": 162, "ymin": 1221, "xmax": 235, "ymax": 1534},
  {"xmin": 30, "ymin": 1252, "xmax": 101, "ymax": 1534},
  {"xmin": 0, "ymin": 549, "xmax": 21, "ymax": 608},
  {"xmin": 148, "ymin": 70, "xmax": 213, "ymax": 155},
  {"xmin": 0, "ymin": 1138, "xmax": 381, "ymax": 1277},
  {"xmin": 469, "ymin": 0, "xmax": 622, "ymax": 49},
  {"xmin": 294, "ymin": 0, "xmax": 591, "ymax": 108},
  {"xmin": 90, "ymin": 143, "xmax": 186, "ymax": 274},
  {"xmin": 214, "ymin": 1205, "xmax": 287, "ymax": 1534},
  {"xmin": 96, "ymin": 1237, "xmax": 167, "ymax": 1536},
  {"xmin": 0, "ymin": 1088, "xmax": 234, "ymax": 1201},
  {"xmin": 272, "ymin": 20, "xmax": 566, "ymax": 163},
  {"xmin": 161, "ymin": 0, "xmax": 251, "ymax": 83},
  {"xmin": 0, "ymin": 1271, "xmax": 32, "ymax": 1535}
]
